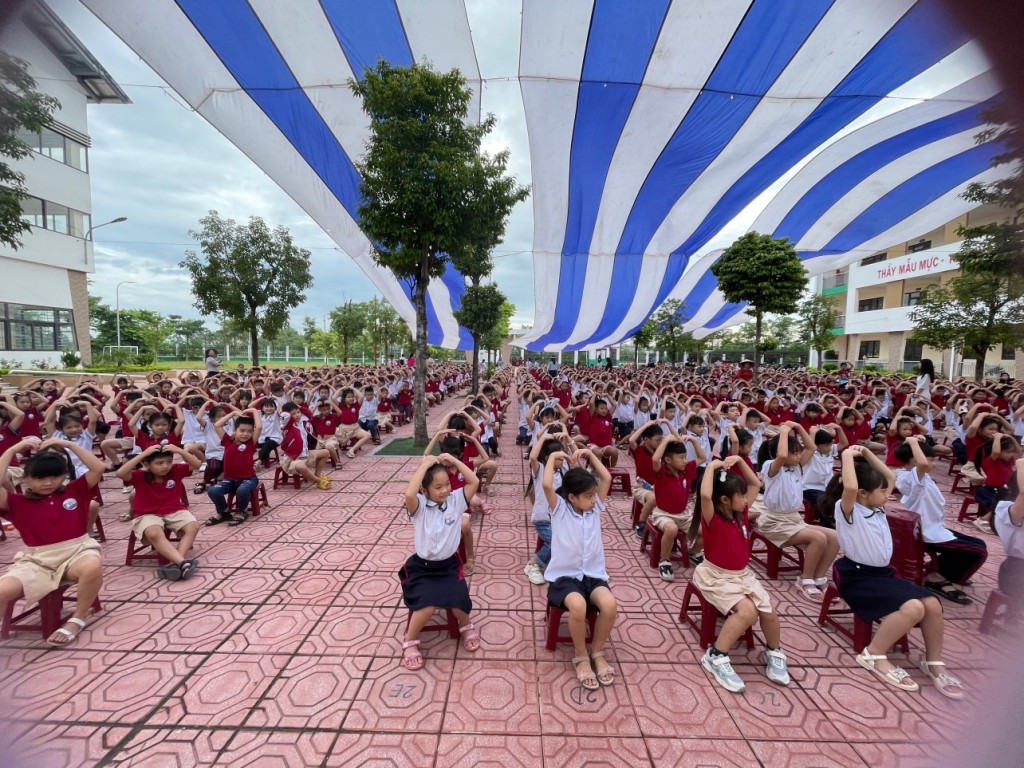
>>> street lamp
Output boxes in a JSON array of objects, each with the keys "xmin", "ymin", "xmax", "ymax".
[
  {"xmin": 116, "ymin": 280, "xmax": 137, "ymax": 348},
  {"xmin": 83, "ymin": 216, "xmax": 127, "ymax": 266}
]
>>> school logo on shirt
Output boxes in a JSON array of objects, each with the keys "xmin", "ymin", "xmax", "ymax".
[
  {"xmin": 238, "ymin": 444, "xmax": 247, "ymax": 452},
  {"xmin": 63, "ymin": 499, "xmax": 78, "ymax": 511},
  {"xmin": 165, "ymin": 479, "xmax": 176, "ymax": 489},
  {"xmin": 443, "ymin": 514, "xmax": 457, "ymax": 526}
]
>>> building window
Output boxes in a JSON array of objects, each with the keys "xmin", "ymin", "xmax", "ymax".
[
  {"xmin": 0, "ymin": 304, "xmax": 76, "ymax": 352},
  {"xmin": 904, "ymin": 289, "xmax": 923, "ymax": 306},
  {"xmin": 907, "ymin": 240, "xmax": 932, "ymax": 253},
  {"xmin": 858, "ymin": 297, "xmax": 884, "ymax": 312},
  {"xmin": 19, "ymin": 197, "xmax": 90, "ymax": 239},
  {"xmin": 859, "ymin": 340, "xmax": 881, "ymax": 359},
  {"xmin": 904, "ymin": 339, "xmax": 923, "ymax": 361},
  {"xmin": 1003, "ymin": 345, "xmax": 1017, "ymax": 361},
  {"xmin": 16, "ymin": 127, "xmax": 88, "ymax": 172},
  {"xmin": 861, "ymin": 253, "xmax": 887, "ymax": 265}
]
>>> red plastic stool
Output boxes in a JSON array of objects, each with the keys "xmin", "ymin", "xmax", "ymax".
[
  {"xmin": 125, "ymin": 526, "xmax": 182, "ymax": 566},
  {"xmin": 748, "ymin": 530, "xmax": 804, "ymax": 579},
  {"xmin": 950, "ymin": 472, "xmax": 973, "ymax": 495},
  {"xmin": 817, "ymin": 584, "xmax": 909, "ymax": 653},
  {"xmin": 678, "ymin": 581, "xmax": 754, "ymax": 650},
  {"xmin": 802, "ymin": 500, "xmax": 816, "ymax": 525},
  {"xmin": 272, "ymin": 466, "xmax": 303, "ymax": 490},
  {"xmin": 946, "ymin": 456, "xmax": 960, "ymax": 476},
  {"xmin": 1, "ymin": 585, "xmax": 102, "ymax": 640},
  {"xmin": 607, "ymin": 468, "xmax": 631, "ymax": 497},
  {"xmin": 260, "ymin": 447, "xmax": 280, "ymax": 469},
  {"xmin": 640, "ymin": 520, "xmax": 690, "ymax": 569},
  {"xmin": 407, "ymin": 608, "xmax": 460, "ymax": 639},
  {"xmin": 979, "ymin": 589, "xmax": 1018, "ymax": 634},
  {"xmin": 544, "ymin": 602, "xmax": 597, "ymax": 651},
  {"xmin": 226, "ymin": 482, "xmax": 269, "ymax": 518},
  {"xmin": 631, "ymin": 500, "xmax": 643, "ymax": 527},
  {"xmin": 957, "ymin": 496, "xmax": 981, "ymax": 522}
]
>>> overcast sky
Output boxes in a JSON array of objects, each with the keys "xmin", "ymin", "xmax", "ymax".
[{"xmin": 53, "ymin": 0, "xmax": 536, "ymax": 331}]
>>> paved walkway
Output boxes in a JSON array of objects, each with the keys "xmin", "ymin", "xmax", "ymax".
[{"xmin": 0, "ymin": 396, "xmax": 1004, "ymax": 767}]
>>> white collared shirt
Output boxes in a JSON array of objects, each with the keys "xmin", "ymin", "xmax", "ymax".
[
  {"xmin": 544, "ymin": 496, "xmax": 608, "ymax": 582},
  {"xmin": 410, "ymin": 490, "xmax": 467, "ymax": 561},
  {"xmin": 895, "ymin": 468, "xmax": 954, "ymax": 544},
  {"xmin": 836, "ymin": 501, "xmax": 892, "ymax": 568},
  {"xmin": 995, "ymin": 501, "xmax": 1024, "ymax": 559}
]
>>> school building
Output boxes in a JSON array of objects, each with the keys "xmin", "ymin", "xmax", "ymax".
[
  {"xmin": 816, "ymin": 202, "xmax": 1021, "ymax": 379},
  {"xmin": 0, "ymin": 0, "xmax": 128, "ymax": 366}
]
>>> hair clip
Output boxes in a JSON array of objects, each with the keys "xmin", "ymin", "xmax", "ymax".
[{"xmin": 719, "ymin": 470, "xmax": 727, "ymax": 482}]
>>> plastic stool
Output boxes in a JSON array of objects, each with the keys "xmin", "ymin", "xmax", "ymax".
[
  {"xmin": 678, "ymin": 581, "xmax": 754, "ymax": 650},
  {"xmin": 1, "ymin": 585, "xmax": 102, "ymax": 640},
  {"xmin": 607, "ymin": 468, "xmax": 632, "ymax": 497},
  {"xmin": 748, "ymin": 530, "xmax": 804, "ymax": 579},
  {"xmin": 957, "ymin": 496, "xmax": 980, "ymax": 522},
  {"xmin": 631, "ymin": 500, "xmax": 643, "ymax": 527},
  {"xmin": 226, "ymin": 482, "xmax": 269, "ymax": 518},
  {"xmin": 407, "ymin": 607, "xmax": 459, "ymax": 638},
  {"xmin": 640, "ymin": 520, "xmax": 690, "ymax": 569},
  {"xmin": 125, "ymin": 526, "xmax": 182, "ymax": 566},
  {"xmin": 979, "ymin": 589, "xmax": 1018, "ymax": 634},
  {"xmin": 273, "ymin": 466, "xmax": 303, "ymax": 490},
  {"xmin": 817, "ymin": 583, "xmax": 909, "ymax": 654},
  {"xmin": 544, "ymin": 602, "xmax": 597, "ymax": 651}
]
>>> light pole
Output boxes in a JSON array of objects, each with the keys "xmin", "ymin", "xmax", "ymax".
[
  {"xmin": 116, "ymin": 280, "xmax": 137, "ymax": 348},
  {"xmin": 83, "ymin": 216, "xmax": 127, "ymax": 266}
]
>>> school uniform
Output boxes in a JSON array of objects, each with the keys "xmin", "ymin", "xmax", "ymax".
[
  {"xmin": 358, "ymin": 397, "xmax": 380, "ymax": 441},
  {"xmin": 531, "ymin": 464, "xmax": 564, "ymax": 567},
  {"xmin": 896, "ymin": 468, "xmax": 987, "ymax": 584},
  {"xmin": 833, "ymin": 500, "xmax": 932, "ymax": 622},
  {"xmin": 53, "ymin": 429, "xmax": 96, "ymax": 479},
  {"xmin": 545, "ymin": 496, "xmax": 609, "ymax": 608},
  {"xmin": 693, "ymin": 505, "xmax": 772, "ymax": 615},
  {"xmin": 994, "ymin": 500, "xmax": 1024, "ymax": 606},
  {"xmin": 129, "ymin": 464, "xmax": 196, "ymax": 538},
  {"xmin": 651, "ymin": 464, "xmax": 694, "ymax": 533},
  {"xmin": 257, "ymin": 411, "xmax": 284, "ymax": 463},
  {"xmin": 757, "ymin": 459, "xmax": 807, "ymax": 545},
  {"xmin": 207, "ymin": 434, "xmax": 259, "ymax": 519},
  {"xmin": 399, "ymin": 490, "xmax": 471, "ymax": 614}
]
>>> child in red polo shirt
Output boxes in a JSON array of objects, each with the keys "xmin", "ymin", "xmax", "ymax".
[
  {"xmin": 117, "ymin": 444, "xmax": 203, "ymax": 580},
  {"xmin": 206, "ymin": 410, "xmax": 262, "ymax": 527},
  {"xmin": 650, "ymin": 434, "xmax": 705, "ymax": 581},
  {"xmin": 974, "ymin": 435, "xmax": 1022, "ymax": 533},
  {"xmin": 280, "ymin": 402, "xmax": 332, "ymax": 490},
  {"xmin": 0, "ymin": 437, "xmax": 105, "ymax": 647}
]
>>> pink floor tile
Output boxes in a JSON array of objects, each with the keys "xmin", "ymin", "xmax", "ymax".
[
  {"xmin": 103, "ymin": 727, "xmax": 234, "ymax": 767},
  {"xmin": 333, "ymin": 571, "xmax": 402, "ymax": 607},
  {"xmin": 134, "ymin": 604, "xmax": 256, "ymax": 653},
  {"xmin": 129, "ymin": 566, "xmax": 237, "ymax": 605},
  {"xmin": 462, "ymin": 609, "xmax": 538, "ymax": 661},
  {"xmin": 305, "ymin": 543, "xmax": 369, "ymax": 569},
  {"xmin": 243, "ymin": 654, "xmax": 361, "ymax": 729},
  {"xmin": 344, "ymin": 657, "xmax": 454, "ymax": 733},
  {"xmin": 325, "ymin": 732, "xmax": 440, "ymax": 767},
  {"xmin": 436, "ymin": 734, "xmax": 543, "ymax": 768},
  {"xmin": 644, "ymin": 737, "xmax": 759, "ymax": 767},
  {"xmin": 215, "ymin": 730, "xmax": 337, "ymax": 768},
  {"xmin": 299, "ymin": 605, "xmax": 398, "ymax": 657},
  {"xmin": 74, "ymin": 602, "xmax": 185, "ymax": 651},
  {"xmin": 219, "ymin": 604, "xmax": 324, "ymax": 654},
  {"xmin": 443, "ymin": 659, "xmax": 542, "ymax": 734},
  {"xmin": 195, "ymin": 568, "xmax": 290, "ymax": 604},
  {"xmin": 609, "ymin": 611, "xmax": 696, "ymax": 664},
  {"xmin": 1, "ymin": 722, "xmax": 131, "ymax": 768},
  {"xmin": 749, "ymin": 740, "xmax": 870, "ymax": 767},
  {"xmin": 537, "ymin": 660, "xmax": 641, "ymax": 736},
  {"xmin": 542, "ymin": 735, "xmax": 652, "ymax": 768},
  {"xmin": 3, "ymin": 650, "xmax": 126, "ymax": 720},
  {"xmin": 273, "ymin": 570, "xmax": 348, "ymax": 605},
  {"xmin": 622, "ymin": 661, "xmax": 743, "ymax": 739}
]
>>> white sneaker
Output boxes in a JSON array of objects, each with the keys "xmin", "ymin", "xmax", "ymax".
[
  {"xmin": 658, "ymin": 560, "xmax": 674, "ymax": 582},
  {"xmin": 198, "ymin": 462, "xmax": 207, "ymax": 472},
  {"xmin": 764, "ymin": 648, "xmax": 791, "ymax": 685},
  {"xmin": 523, "ymin": 562, "xmax": 545, "ymax": 585},
  {"xmin": 701, "ymin": 648, "xmax": 746, "ymax": 693}
]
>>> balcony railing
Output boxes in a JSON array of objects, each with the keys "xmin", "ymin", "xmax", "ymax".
[{"xmin": 822, "ymin": 273, "xmax": 848, "ymax": 290}]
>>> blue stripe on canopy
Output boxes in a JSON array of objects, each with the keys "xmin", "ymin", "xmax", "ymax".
[
  {"xmin": 567, "ymin": 0, "xmax": 835, "ymax": 351},
  {"xmin": 176, "ymin": 0, "xmax": 468, "ymax": 348},
  {"xmin": 529, "ymin": 0, "xmax": 670, "ymax": 350},
  {"xmin": 642, "ymin": 0, "xmax": 972, "ymax": 324},
  {"xmin": 319, "ymin": 0, "xmax": 412, "ymax": 73}
]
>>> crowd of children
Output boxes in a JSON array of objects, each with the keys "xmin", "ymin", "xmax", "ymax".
[{"xmin": 0, "ymin": 358, "xmax": 1021, "ymax": 706}]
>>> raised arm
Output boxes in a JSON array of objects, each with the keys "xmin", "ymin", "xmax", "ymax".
[
  {"xmin": 542, "ymin": 451, "xmax": 568, "ymax": 511},
  {"xmin": 41, "ymin": 437, "xmax": 105, "ymax": 487},
  {"xmin": 404, "ymin": 455, "xmax": 436, "ymax": 515}
]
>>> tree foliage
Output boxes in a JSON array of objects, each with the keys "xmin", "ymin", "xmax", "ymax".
[
  {"xmin": 481, "ymin": 300, "xmax": 515, "ymax": 360},
  {"xmin": 352, "ymin": 61, "xmax": 528, "ymax": 444},
  {"xmin": 798, "ymin": 295, "xmax": 839, "ymax": 368},
  {"xmin": 180, "ymin": 211, "xmax": 313, "ymax": 367},
  {"xmin": 454, "ymin": 283, "xmax": 505, "ymax": 392},
  {"xmin": 329, "ymin": 300, "xmax": 367, "ymax": 363},
  {"xmin": 712, "ymin": 233, "xmax": 807, "ymax": 379},
  {"xmin": 631, "ymin": 320, "xmax": 657, "ymax": 366},
  {"xmin": 0, "ymin": 52, "xmax": 59, "ymax": 250},
  {"xmin": 651, "ymin": 300, "xmax": 691, "ymax": 364},
  {"xmin": 363, "ymin": 297, "xmax": 408, "ymax": 362}
]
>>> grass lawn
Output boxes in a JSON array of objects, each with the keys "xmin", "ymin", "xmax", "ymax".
[{"xmin": 373, "ymin": 437, "xmax": 427, "ymax": 456}]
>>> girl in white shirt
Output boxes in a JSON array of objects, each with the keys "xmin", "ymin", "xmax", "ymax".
[
  {"xmin": 994, "ymin": 460, "xmax": 1024, "ymax": 609},
  {"xmin": 400, "ymin": 454, "xmax": 481, "ymax": 672},
  {"xmin": 823, "ymin": 446, "xmax": 964, "ymax": 699},
  {"xmin": 542, "ymin": 449, "xmax": 616, "ymax": 692}
]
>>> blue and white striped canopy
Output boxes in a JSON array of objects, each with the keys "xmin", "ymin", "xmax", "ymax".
[{"xmin": 84, "ymin": 0, "xmax": 1003, "ymax": 351}]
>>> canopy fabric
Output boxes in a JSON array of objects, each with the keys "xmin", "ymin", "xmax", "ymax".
[{"xmin": 83, "ymin": 0, "xmax": 1002, "ymax": 351}]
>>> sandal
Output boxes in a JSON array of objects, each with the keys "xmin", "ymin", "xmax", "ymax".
[
  {"xmin": 157, "ymin": 563, "xmax": 184, "ymax": 581},
  {"xmin": 204, "ymin": 514, "xmax": 230, "ymax": 527},
  {"xmin": 193, "ymin": 483, "xmax": 207, "ymax": 495},
  {"xmin": 459, "ymin": 621, "xmax": 481, "ymax": 652},
  {"xmin": 572, "ymin": 655, "xmax": 599, "ymax": 691},
  {"xmin": 402, "ymin": 640, "xmax": 424, "ymax": 670},
  {"xmin": 118, "ymin": 510, "xmax": 132, "ymax": 522},
  {"xmin": 918, "ymin": 660, "xmax": 965, "ymax": 700},
  {"xmin": 227, "ymin": 513, "xmax": 248, "ymax": 527},
  {"xmin": 179, "ymin": 559, "xmax": 199, "ymax": 579},
  {"xmin": 346, "ymin": 450, "xmax": 356, "ymax": 459},
  {"xmin": 855, "ymin": 649, "xmax": 919, "ymax": 692},
  {"xmin": 47, "ymin": 616, "xmax": 87, "ymax": 647},
  {"xmin": 924, "ymin": 579, "xmax": 971, "ymax": 605},
  {"xmin": 796, "ymin": 579, "xmax": 823, "ymax": 601},
  {"xmin": 463, "ymin": 558, "xmax": 475, "ymax": 577},
  {"xmin": 591, "ymin": 651, "xmax": 616, "ymax": 686}
]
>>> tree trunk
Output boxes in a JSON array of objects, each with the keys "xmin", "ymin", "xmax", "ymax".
[
  {"xmin": 753, "ymin": 311, "xmax": 763, "ymax": 382},
  {"xmin": 471, "ymin": 333, "xmax": 480, "ymax": 395},
  {"xmin": 973, "ymin": 348, "xmax": 986, "ymax": 384},
  {"xmin": 634, "ymin": 345, "xmax": 639, "ymax": 367},
  {"xmin": 413, "ymin": 257, "xmax": 430, "ymax": 446},
  {"xmin": 249, "ymin": 322, "xmax": 260, "ymax": 368}
]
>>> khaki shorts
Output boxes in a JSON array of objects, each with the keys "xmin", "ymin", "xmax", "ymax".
[
  {"xmin": 280, "ymin": 454, "xmax": 315, "ymax": 474},
  {"xmin": 377, "ymin": 414, "xmax": 392, "ymax": 429},
  {"xmin": 316, "ymin": 436, "xmax": 340, "ymax": 452},
  {"xmin": 650, "ymin": 507, "xmax": 692, "ymax": 532},
  {"xmin": 692, "ymin": 560, "xmax": 773, "ymax": 615},
  {"xmin": 106, "ymin": 436, "xmax": 134, "ymax": 452},
  {"xmin": 755, "ymin": 510, "xmax": 806, "ymax": 547},
  {"xmin": 5, "ymin": 534, "xmax": 102, "ymax": 604},
  {"xmin": 335, "ymin": 423, "xmax": 367, "ymax": 444},
  {"xmin": 632, "ymin": 480, "xmax": 653, "ymax": 503},
  {"xmin": 131, "ymin": 509, "xmax": 197, "ymax": 539}
]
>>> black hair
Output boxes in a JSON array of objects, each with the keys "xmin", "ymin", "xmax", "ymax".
[
  {"xmin": 975, "ymin": 435, "xmax": 1018, "ymax": 469},
  {"xmin": 538, "ymin": 407, "xmax": 556, "ymax": 421},
  {"xmin": 22, "ymin": 449, "xmax": 73, "ymax": 482},
  {"xmin": 282, "ymin": 402, "xmax": 299, "ymax": 413},
  {"xmin": 686, "ymin": 414, "xmax": 704, "ymax": 429},
  {"xmin": 893, "ymin": 440, "xmax": 933, "ymax": 465},
  {"xmin": 440, "ymin": 435, "xmax": 465, "ymax": 456},
  {"xmin": 813, "ymin": 429, "xmax": 836, "ymax": 447},
  {"xmin": 235, "ymin": 416, "xmax": 255, "ymax": 429},
  {"xmin": 189, "ymin": 396, "xmax": 205, "ymax": 409},
  {"xmin": 148, "ymin": 411, "xmax": 171, "ymax": 428},
  {"xmin": 421, "ymin": 462, "xmax": 450, "ymax": 490},
  {"xmin": 555, "ymin": 467, "xmax": 599, "ymax": 505},
  {"xmin": 703, "ymin": 467, "xmax": 750, "ymax": 523},
  {"xmin": 722, "ymin": 427, "xmax": 753, "ymax": 456},
  {"xmin": 447, "ymin": 414, "xmax": 468, "ymax": 431},
  {"xmin": 920, "ymin": 359, "xmax": 935, "ymax": 379},
  {"xmin": 58, "ymin": 411, "xmax": 84, "ymax": 430},
  {"xmin": 663, "ymin": 440, "xmax": 688, "ymax": 461},
  {"xmin": 818, "ymin": 458, "xmax": 890, "ymax": 520},
  {"xmin": 804, "ymin": 403, "xmax": 821, "ymax": 415},
  {"xmin": 639, "ymin": 423, "xmax": 662, "ymax": 442},
  {"xmin": 756, "ymin": 432, "xmax": 800, "ymax": 467}
]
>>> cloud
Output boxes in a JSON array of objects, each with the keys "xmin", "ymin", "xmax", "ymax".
[{"xmin": 57, "ymin": 0, "xmax": 538, "ymax": 335}]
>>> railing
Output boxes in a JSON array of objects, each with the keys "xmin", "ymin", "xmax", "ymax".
[
  {"xmin": 822, "ymin": 273, "xmax": 848, "ymax": 290},
  {"xmin": 832, "ymin": 314, "xmax": 845, "ymax": 330}
]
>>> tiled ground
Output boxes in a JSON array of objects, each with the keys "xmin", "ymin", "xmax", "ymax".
[{"xmin": 0, "ymin": 396, "xmax": 1011, "ymax": 767}]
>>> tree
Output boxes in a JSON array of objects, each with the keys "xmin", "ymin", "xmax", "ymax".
[
  {"xmin": 301, "ymin": 316, "xmax": 318, "ymax": 347},
  {"xmin": 363, "ymin": 297, "xmax": 406, "ymax": 363},
  {"xmin": 352, "ymin": 61, "xmax": 529, "ymax": 445},
  {"xmin": 329, "ymin": 300, "xmax": 367, "ymax": 363},
  {"xmin": 0, "ymin": 52, "xmax": 59, "ymax": 250},
  {"xmin": 631, "ymin": 320, "xmax": 657, "ymax": 366},
  {"xmin": 651, "ymin": 300, "xmax": 690, "ymax": 364},
  {"xmin": 481, "ymin": 300, "xmax": 516, "ymax": 366},
  {"xmin": 766, "ymin": 315, "xmax": 799, "ymax": 349},
  {"xmin": 910, "ymin": 263, "xmax": 1024, "ymax": 384},
  {"xmin": 711, "ymin": 232, "xmax": 807, "ymax": 380},
  {"xmin": 181, "ymin": 211, "xmax": 313, "ymax": 367},
  {"xmin": 798, "ymin": 295, "xmax": 839, "ymax": 369},
  {"xmin": 453, "ymin": 283, "xmax": 505, "ymax": 392},
  {"xmin": 168, "ymin": 317, "xmax": 208, "ymax": 360},
  {"xmin": 309, "ymin": 328, "xmax": 340, "ymax": 363}
]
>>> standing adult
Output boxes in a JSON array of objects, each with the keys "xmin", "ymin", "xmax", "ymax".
[
  {"xmin": 548, "ymin": 357, "xmax": 558, "ymax": 377},
  {"xmin": 915, "ymin": 358, "xmax": 935, "ymax": 400},
  {"xmin": 204, "ymin": 348, "xmax": 221, "ymax": 378}
]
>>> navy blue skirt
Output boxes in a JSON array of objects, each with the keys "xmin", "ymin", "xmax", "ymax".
[
  {"xmin": 398, "ymin": 554, "xmax": 472, "ymax": 613},
  {"xmin": 833, "ymin": 557, "xmax": 932, "ymax": 623}
]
